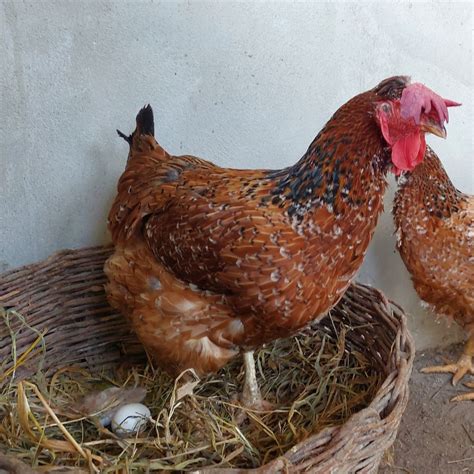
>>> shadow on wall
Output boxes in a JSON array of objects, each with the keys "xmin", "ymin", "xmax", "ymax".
[
  {"xmin": 46, "ymin": 143, "xmax": 116, "ymax": 253},
  {"xmin": 86, "ymin": 143, "xmax": 117, "ymax": 246}
]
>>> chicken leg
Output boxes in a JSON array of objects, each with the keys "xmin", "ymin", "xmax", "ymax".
[
  {"xmin": 240, "ymin": 351, "xmax": 272, "ymax": 410},
  {"xmin": 421, "ymin": 333, "xmax": 474, "ymax": 401}
]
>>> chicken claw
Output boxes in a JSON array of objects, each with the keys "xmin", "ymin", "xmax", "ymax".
[
  {"xmin": 450, "ymin": 381, "xmax": 474, "ymax": 402},
  {"xmin": 422, "ymin": 338, "xmax": 474, "ymax": 402},
  {"xmin": 421, "ymin": 353, "xmax": 474, "ymax": 386}
]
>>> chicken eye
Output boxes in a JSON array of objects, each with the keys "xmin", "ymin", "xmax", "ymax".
[{"xmin": 381, "ymin": 103, "xmax": 392, "ymax": 114}]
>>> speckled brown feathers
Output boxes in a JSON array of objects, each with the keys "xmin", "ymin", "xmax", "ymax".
[
  {"xmin": 105, "ymin": 79, "xmax": 407, "ymax": 376},
  {"xmin": 393, "ymin": 147, "xmax": 474, "ymax": 334}
]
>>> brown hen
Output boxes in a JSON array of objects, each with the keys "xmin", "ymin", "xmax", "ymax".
[
  {"xmin": 394, "ymin": 147, "xmax": 473, "ymax": 401},
  {"xmin": 105, "ymin": 76, "xmax": 458, "ymax": 408}
]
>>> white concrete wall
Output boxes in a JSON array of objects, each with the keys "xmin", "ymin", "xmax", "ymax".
[{"xmin": 1, "ymin": 1, "xmax": 472, "ymax": 349}]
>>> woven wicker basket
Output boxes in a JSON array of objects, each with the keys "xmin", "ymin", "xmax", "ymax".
[{"xmin": 0, "ymin": 246, "xmax": 414, "ymax": 473}]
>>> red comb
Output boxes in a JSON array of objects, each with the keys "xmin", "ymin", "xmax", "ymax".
[{"xmin": 400, "ymin": 83, "xmax": 461, "ymax": 125}]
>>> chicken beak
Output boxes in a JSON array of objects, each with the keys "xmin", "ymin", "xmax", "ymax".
[{"xmin": 420, "ymin": 116, "xmax": 447, "ymax": 139}]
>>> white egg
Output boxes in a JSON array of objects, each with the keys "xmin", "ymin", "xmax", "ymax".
[{"xmin": 111, "ymin": 403, "xmax": 151, "ymax": 436}]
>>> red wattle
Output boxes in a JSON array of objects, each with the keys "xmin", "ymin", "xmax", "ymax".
[{"xmin": 391, "ymin": 132, "xmax": 425, "ymax": 172}]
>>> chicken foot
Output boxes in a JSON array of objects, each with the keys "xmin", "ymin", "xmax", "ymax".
[
  {"xmin": 240, "ymin": 351, "xmax": 273, "ymax": 411},
  {"xmin": 421, "ymin": 334, "xmax": 474, "ymax": 401}
]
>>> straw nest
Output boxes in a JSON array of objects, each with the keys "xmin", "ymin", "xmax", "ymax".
[{"xmin": 0, "ymin": 246, "xmax": 414, "ymax": 473}]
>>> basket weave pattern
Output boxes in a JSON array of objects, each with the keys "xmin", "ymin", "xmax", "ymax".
[{"xmin": 0, "ymin": 246, "xmax": 414, "ymax": 473}]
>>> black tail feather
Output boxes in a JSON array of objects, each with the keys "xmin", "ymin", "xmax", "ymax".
[
  {"xmin": 117, "ymin": 129, "xmax": 132, "ymax": 144},
  {"xmin": 136, "ymin": 104, "xmax": 154, "ymax": 137}
]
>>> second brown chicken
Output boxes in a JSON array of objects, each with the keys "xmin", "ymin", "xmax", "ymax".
[{"xmin": 394, "ymin": 146, "xmax": 473, "ymax": 401}]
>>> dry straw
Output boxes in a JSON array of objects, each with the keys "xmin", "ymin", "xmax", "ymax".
[{"xmin": 0, "ymin": 246, "xmax": 414, "ymax": 473}]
